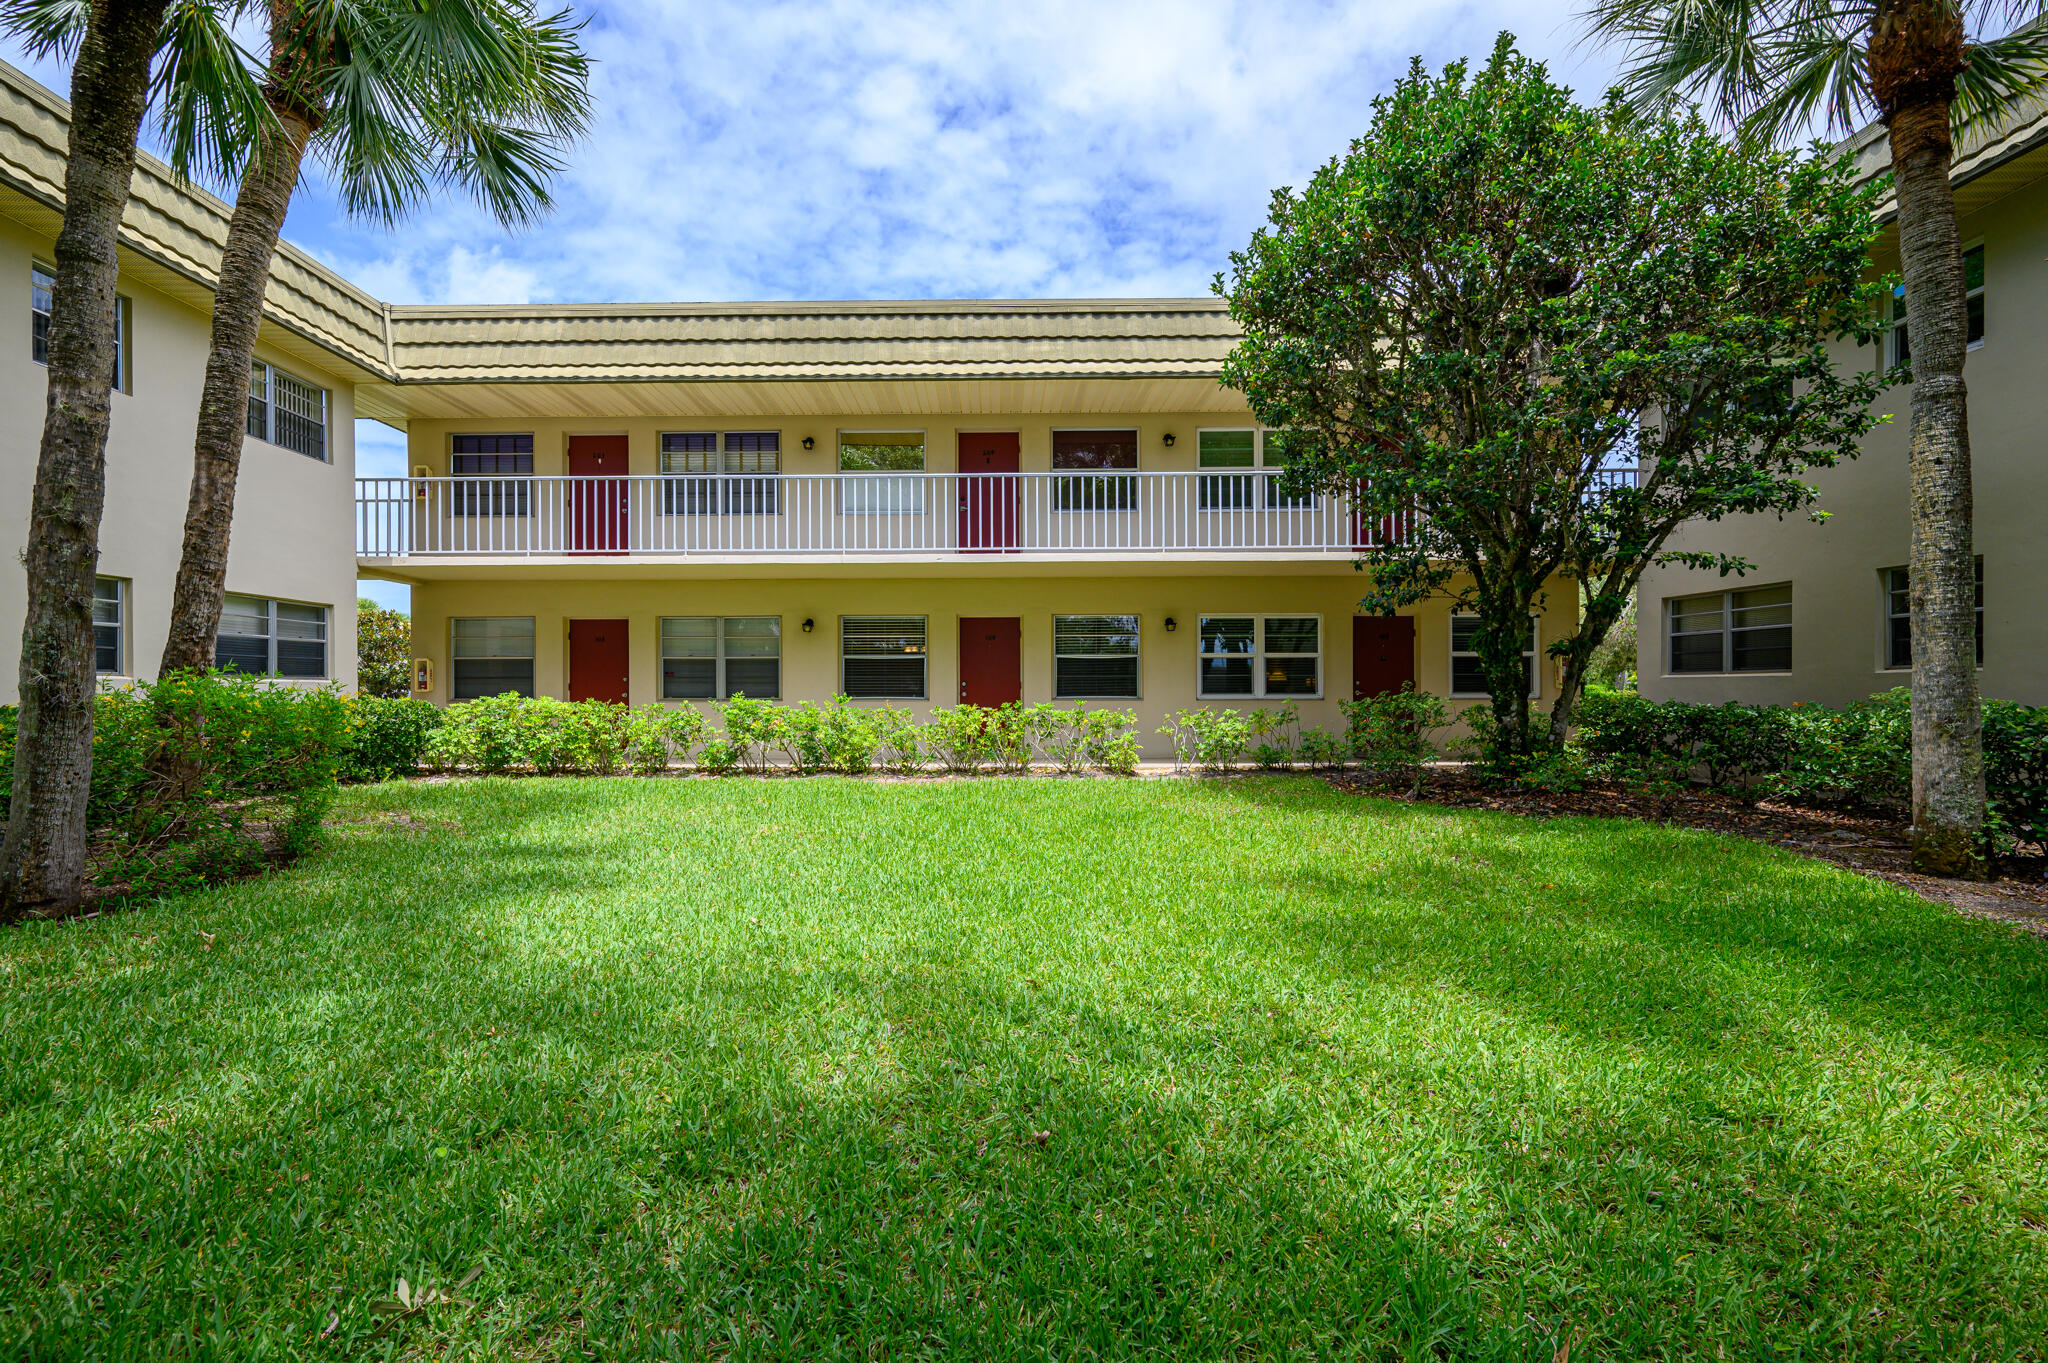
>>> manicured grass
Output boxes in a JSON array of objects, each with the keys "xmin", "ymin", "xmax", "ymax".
[{"xmin": 2, "ymin": 776, "xmax": 2045, "ymax": 1359}]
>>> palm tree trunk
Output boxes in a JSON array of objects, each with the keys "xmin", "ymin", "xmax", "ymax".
[
  {"xmin": 0, "ymin": 0, "xmax": 170, "ymax": 917},
  {"xmin": 1884, "ymin": 89, "xmax": 1988, "ymax": 878},
  {"xmin": 157, "ymin": 108, "xmax": 313, "ymax": 674}
]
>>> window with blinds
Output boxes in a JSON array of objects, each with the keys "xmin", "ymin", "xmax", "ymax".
[
  {"xmin": 1198, "ymin": 615, "xmax": 1320, "ymax": 698},
  {"xmin": 452, "ymin": 617, "xmax": 535, "ymax": 698},
  {"xmin": 1452, "ymin": 615, "xmax": 1538, "ymax": 696},
  {"xmin": 842, "ymin": 616, "xmax": 926, "ymax": 699},
  {"xmin": 246, "ymin": 361, "xmax": 328, "ymax": 460},
  {"xmin": 1197, "ymin": 429, "xmax": 1311, "ymax": 509},
  {"xmin": 452, "ymin": 434, "xmax": 534, "ymax": 516},
  {"xmin": 93, "ymin": 577, "xmax": 124, "ymax": 674},
  {"xmin": 1052, "ymin": 429, "xmax": 1138, "ymax": 510},
  {"xmin": 1666, "ymin": 584, "xmax": 1790, "ymax": 675},
  {"xmin": 662, "ymin": 432, "xmax": 781, "ymax": 514},
  {"xmin": 1883, "ymin": 561, "xmax": 1983, "ymax": 670},
  {"xmin": 1054, "ymin": 615, "xmax": 1140, "ymax": 698},
  {"xmin": 215, "ymin": 595, "xmax": 328, "ymax": 679},
  {"xmin": 839, "ymin": 433, "xmax": 926, "ymax": 515},
  {"xmin": 661, "ymin": 616, "xmax": 781, "ymax": 699}
]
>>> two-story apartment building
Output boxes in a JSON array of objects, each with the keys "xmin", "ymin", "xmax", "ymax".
[
  {"xmin": 3, "ymin": 58, "xmax": 1585, "ymax": 759},
  {"xmin": 1638, "ymin": 103, "xmax": 2048, "ymax": 708},
  {"xmin": 1, "ymin": 61, "xmax": 365, "ymax": 697}
]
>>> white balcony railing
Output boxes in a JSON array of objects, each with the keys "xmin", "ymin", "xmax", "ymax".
[{"xmin": 356, "ymin": 468, "xmax": 1639, "ymax": 560}]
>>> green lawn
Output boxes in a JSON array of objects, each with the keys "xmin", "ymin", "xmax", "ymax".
[{"xmin": 2, "ymin": 777, "xmax": 2045, "ymax": 1359}]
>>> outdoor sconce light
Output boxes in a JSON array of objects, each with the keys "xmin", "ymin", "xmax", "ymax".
[
  {"xmin": 1161, "ymin": 432, "xmax": 1177, "ymax": 448},
  {"xmin": 801, "ymin": 617, "xmax": 815, "ymax": 633},
  {"xmin": 801, "ymin": 436, "xmax": 816, "ymax": 451},
  {"xmin": 1164, "ymin": 617, "xmax": 1178, "ymax": 633}
]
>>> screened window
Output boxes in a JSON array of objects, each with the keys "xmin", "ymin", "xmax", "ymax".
[
  {"xmin": 1891, "ymin": 243, "xmax": 1984, "ymax": 368},
  {"xmin": 216, "ymin": 595, "xmax": 328, "ymax": 679},
  {"xmin": 1666, "ymin": 584, "xmax": 1791, "ymax": 675},
  {"xmin": 842, "ymin": 616, "xmax": 926, "ymax": 699},
  {"xmin": 247, "ymin": 361, "xmax": 329, "ymax": 460},
  {"xmin": 31, "ymin": 265, "xmax": 126, "ymax": 389},
  {"xmin": 662, "ymin": 431, "xmax": 780, "ymax": 514},
  {"xmin": 1883, "ymin": 561, "xmax": 1983, "ymax": 669},
  {"xmin": 1054, "ymin": 615, "xmax": 1140, "ymax": 698},
  {"xmin": 93, "ymin": 576, "xmax": 124, "ymax": 675},
  {"xmin": 661, "ymin": 616, "xmax": 781, "ymax": 699},
  {"xmin": 839, "ymin": 433, "xmax": 926, "ymax": 515},
  {"xmin": 1197, "ymin": 429, "xmax": 1311, "ymax": 509},
  {"xmin": 451, "ymin": 433, "xmax": 534, "ymax": 516},
  {"xmin": 1451, "ymin": 615, "xmax": 1538, "ymax": 696},
  {"xmin": 30, "ymin": 262, "xmax": 52, "ymax": 363},
  {"xmin": 451, "ymin": 617, "xmax": 535, "ymax": 699},
  {"xmin": 1053, "ymin": 429, "xmax": 1138, "ymax": 510},
  {"xmin": 1198, "ymin": 615, "xmax": 1321, "ymax": 698}
]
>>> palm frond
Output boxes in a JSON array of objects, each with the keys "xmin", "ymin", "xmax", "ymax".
[
  {"xmin": 152, "ymin": 0, "xmax": 269, "ymax": 188},
  {"xmin": 0, "ymin": 0, "xmax": 90, "ymax": 58},
  {"xmin": 1955, "ymin": 15, "xmax": 2048, "ymax": 128}
]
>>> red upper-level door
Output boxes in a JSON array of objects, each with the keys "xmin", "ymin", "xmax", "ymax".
[
  {"xmin": 568, "ymin": 434, "xmax": 629, "ymax": 553},
  {"xmin": 958, "ymin": 432, "xmax": 1020, "ymax": 552}
]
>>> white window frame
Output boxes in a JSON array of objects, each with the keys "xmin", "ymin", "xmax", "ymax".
[
  {"xmin": 30, "ymin": 260, "xmax": 52, "ymax": 365},
  {"xmin": 32, "ymin": 263, "xmax": 126, "ymax": 391},
  {"xmin": 1662, "ymin": 583, "xmax": 1793, "ymax": 677},
  {"xmin": 247, "ymin": 359, "xmax": 330, "ymax": 461},
  {"xmin": 1195, "ymin": 614, "xmax": 1324, "ymax": 700},
  {"xmin": 450, "ymin": 617, "xmax": 536, "ymax": 699},
  {"xmin": 1053, "ymin": 614, "xmax": 1142, "ymax": 700},
  {"xmin": 661, "ymin": 431, "xmax": 782, "ymax": 515},
  {"xmin": 1891, "ymin": 240, "xmax": 1984, "ymax": 368},
  {"xmin": 1051, "ymin": 427, "xmax": 1141, "ymax": 512},
  {"xmin": 837, "ymin": 430, "xmax": 927, "ymax": 516},
  {"xmin": 840, "ymin": 615, "xmax": 928, "ymax": 700},
  {"xmin": 659, "ymin": 616, "xmax": 782, "ymax": 699},
  {"xmin": 1450, "ymin": 614, "xmax": 1540, "ymax": 699},
  {"xmin": 216, "ymin": 595, "xmax": 329, "ymax": 679},
  {"xmin": 1195, "ymin": 428, "xmax": 1312, "ymax": 509},
  {"xmin": 1880, "ymin": 560, "xmax": 1982, "ymax": 672},
  {"xmin": 93, "ymin": 576, "xmax": 126, "ymax": 676}
]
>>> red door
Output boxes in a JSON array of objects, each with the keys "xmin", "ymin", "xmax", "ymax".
[
  {"xmin": 568, "ymin": 620, "xmax": 630, "ymax": 704},
  {"xmin": 958, "ymin": 433, "xmax": 1020, "ymax": 552},
  {"xmin": 1353, "ymin": 616, "xmax": 1417, "ymax": 698},
  {"xmin": 568, "ymin": 435, "xmax": 629, "ymax": 553},
  {"xmin": 958, "ymin": 617, "xmax": 1021, "ymax": 707}
]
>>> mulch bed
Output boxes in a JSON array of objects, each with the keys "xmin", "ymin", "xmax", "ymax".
[{"xmin": 1328, "ymin": 767, "xmax": 2048, "ymax": 937}]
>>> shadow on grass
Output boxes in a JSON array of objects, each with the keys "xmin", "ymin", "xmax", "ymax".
[{"xmin": 0, "ymin": 775, "xmax": 2042, "ymax": 1359}]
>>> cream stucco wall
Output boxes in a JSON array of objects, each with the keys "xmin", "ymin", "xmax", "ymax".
[
  {"xmin": 0, "ymin": 216, "xmax": 361, "ymax": 700},
  {"xmin": 405, "ymin": 571, "xmax": 1582, "ymax": 760},
  {"xmin": 1638, "ymin": 171, "xmax": 2048, "ymax": 707}
]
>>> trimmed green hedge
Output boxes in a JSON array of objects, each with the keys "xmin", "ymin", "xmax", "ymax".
[{"xmin": 1573, "ymin": 687, "xmax": 2048, "ymax": 852}]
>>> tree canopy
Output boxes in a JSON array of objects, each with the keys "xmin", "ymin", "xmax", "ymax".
[{"xmin": 1216, "ymin": 36, "xmax": 1891, "ymax": 761}]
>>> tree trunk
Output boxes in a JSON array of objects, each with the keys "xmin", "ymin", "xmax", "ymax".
[
  {"xmin": 0, "ymin": 0, "xmax": 170, "ymax": 917},
  {"xmin": 158, "ymin": 108, "xmax": 313, "ymax": 674},
  {"xmin": 1876, "ymin": 16, "xmax": 1988, "ymax": 876}
]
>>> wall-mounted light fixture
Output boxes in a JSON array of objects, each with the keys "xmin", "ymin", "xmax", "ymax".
[
  {"xmin": 1164, "ymin": 616, "xmax": 1178, "ymax": 633},
  {"xmin": 801, "ymin": 617, "xmax": 815, "ymax": 633},
  {"xmin": 801, "ymin": 436, "xmax": 816, "ymax": 451},
  {"xmin": 1161, "ymin": 432, "xmax": 1177, "ymax": 448}
]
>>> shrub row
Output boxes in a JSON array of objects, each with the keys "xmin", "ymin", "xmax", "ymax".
[
  {"xmin": 0, "ymin": 673, "xmax": 349, "ymax": 898},
  {"xmin": 1571, "ymin": 687, "xmax": 2048, "ymax": 851}
]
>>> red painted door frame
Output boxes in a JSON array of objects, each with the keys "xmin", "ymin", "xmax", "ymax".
[
  {"xmin": 1352, "ymin": 615, "xmax": 1417, "ymax": 699},
  {"xmin": 958, "ymin": 433, "xmax": 1020, "ymax": 552},
  {"xmin": 568, "ymin": 434, "xmax": 629, "ymax": 553},
  {"xmin": 568, "ymin": 619, "xmax": 630, "ymax": 704},
  {"xmin": 958, "ymin": 617, "xmax": 1022, "ymax": 707}
]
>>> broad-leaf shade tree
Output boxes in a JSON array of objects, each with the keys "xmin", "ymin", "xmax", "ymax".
[
  {"xmin": 151, "ymin": 0, "xmax": 590, "ymax": 676},
  {"xmin": 1578, "ymin": 1, "xmax": 2048, "ymax": 875},
  {"xmin": 1217, "ymin": 38, "xmax": 1889, "ymax": 767}
]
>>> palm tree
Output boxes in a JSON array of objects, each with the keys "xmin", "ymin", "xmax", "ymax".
[
  {"xmin": 1578, "ymin": 0, "xmax": 2048, "ymax": 879},
  {"xmin": 150, "ymin": 0, "xmax": 590, "ymax": 676},
  {"xmin": 0, "ymin": 0, "xmax": 261, "ymax": 915}
]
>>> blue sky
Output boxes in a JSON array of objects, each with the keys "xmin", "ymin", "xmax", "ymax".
[{"xmin": 8, "ymin": 0, "xmax": 1617, "ymax": 612}]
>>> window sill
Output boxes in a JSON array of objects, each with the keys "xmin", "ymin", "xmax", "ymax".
[{"xmin": 1656, "ymin": 671, "xmax": 1793, "ymax": 680}]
